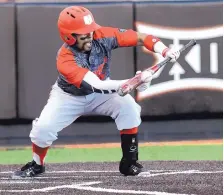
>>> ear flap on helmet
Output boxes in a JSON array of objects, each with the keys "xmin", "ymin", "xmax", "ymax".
[{"xmin": 59, "ymin": 32, "xmax": 76, "ymax": 45}]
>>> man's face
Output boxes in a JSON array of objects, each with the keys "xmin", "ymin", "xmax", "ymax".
[{"xmin": 75, "ymin": 32, "xmax": 93, "ymax": 52}]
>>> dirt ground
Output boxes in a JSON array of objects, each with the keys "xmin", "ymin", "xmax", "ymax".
[{"xmin": 0, "ymin": 161, "xmax": 222, "ymax": 195}]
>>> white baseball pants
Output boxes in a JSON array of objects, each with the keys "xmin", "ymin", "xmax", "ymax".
[{"xmin": 30, "ymin": 83, "xmax": 141, "ymax": 147}]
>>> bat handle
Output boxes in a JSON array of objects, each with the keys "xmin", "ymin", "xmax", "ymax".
[
  {"xmin": 155, "ymin": 39, "xmax": 197, "ymax": 71},
  {"xmin": 179, "ymin": 39, "xmax": 197, "ymax": 53}
]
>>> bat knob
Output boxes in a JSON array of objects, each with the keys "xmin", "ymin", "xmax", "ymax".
[
  {"xmin": 117, "ymin": 84, "xmax": 130, "ymax": 96},
  {"xmin": 117, "ymin": 88, "xmax": 125, "ymax": 96},
  {"xmin": 192, "ymin": 39, "xmax": 197, "ymax": 45}
]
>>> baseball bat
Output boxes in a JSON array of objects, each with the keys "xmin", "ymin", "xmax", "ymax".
[{"xmin": 118, "ymin": 39, "xmax": 197, "ymax": 96}]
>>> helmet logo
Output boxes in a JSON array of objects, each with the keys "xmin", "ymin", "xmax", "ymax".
[{"xmin": 84, "ymin": 15, "xmax": 93, "ymax": 25}]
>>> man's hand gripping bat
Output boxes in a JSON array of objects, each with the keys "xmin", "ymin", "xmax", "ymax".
[{"xmin": 117, "ymin": 39, "xmax": 197, "ymax": 96}]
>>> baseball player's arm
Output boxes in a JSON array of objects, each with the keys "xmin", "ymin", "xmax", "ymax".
[
  {"xmin": 135, "ymin": 32, "xmax": 180, "ymax": 62},
  {"xmin": 94, "ymin": 27, "xmax": 179, "ymax": 61},
  {"xmin": 94, "ymin": 27, "xmax": 161, "ymax": 50},
  {"xmin": 57, "ymin": 47, "xmax": 89, "ymax": 88},
  {"xmin": 136, "ymin": 32, "xmax": 176, "ymax": 58},
  {"xmin": 81, "ymin": 70, "xmax": 152, "ymax": 94},
  {"xmin": 81, "ymin": 71, "xmax": 128, "ymax": 93},
  {"xmin": 57, "ymin": 45, "xmax": 130, "ymax": 93},
  {"xmin": 116, "ymin": 30, "xmax": 179, "ymax": 60}
]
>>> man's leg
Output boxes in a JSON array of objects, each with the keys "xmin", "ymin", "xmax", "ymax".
[
  {"xmin": 12, "ymin": 84, "xmax": 85, "ymax": 178},
  {"xmin": 119, "ymin": 127, "xmax": 143, "ymax": 176},
  {"xmin": 88, "ymin": 93, "xmax": 142, "ymax": 176}
]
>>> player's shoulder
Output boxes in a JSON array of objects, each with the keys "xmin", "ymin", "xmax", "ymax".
[
  {"xmin": 94, "ymin": 26, "xmax": 118, "ymax": 40},
  {"xmin": 57, "ymin": 44, "xmax": 74, "ymax": 57},
  {"xmin": 57, "ymin": 43, "xmax": 77, "ymax": 62}
]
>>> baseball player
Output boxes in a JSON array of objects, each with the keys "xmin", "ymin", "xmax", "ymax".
[{"xmin": 12, "ymin": 6, "xmax": 180, "ymax": 178}]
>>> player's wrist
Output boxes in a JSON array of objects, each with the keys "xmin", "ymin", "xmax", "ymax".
[
  {"xmin": 161, "ymin": 48, "xmax": 170, "ymax": 57},
  {"xmin": 153, "ymin": 41, "xmax": 169, "ymax": 56}
]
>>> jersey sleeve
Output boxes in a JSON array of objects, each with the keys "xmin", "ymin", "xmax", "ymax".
[
  {"xmin": 94, "ymin": 27, "xmax": 138, "ymax": 50},
  {"xmin": 57, "ymin": 46, "xmax": 88, "ymax": 88}
]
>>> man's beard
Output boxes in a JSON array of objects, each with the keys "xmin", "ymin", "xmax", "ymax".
[{"xmin": 83, "ymin": 42, "xmax": 92, "ymax": 51}]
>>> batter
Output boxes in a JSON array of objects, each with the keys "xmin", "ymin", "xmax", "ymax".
[{"xmin": 12, "ymin": 6, "xmax": 180, "ymax": 178}]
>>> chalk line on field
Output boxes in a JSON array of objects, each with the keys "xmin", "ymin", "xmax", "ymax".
[{"xmin": 0, "ymin": 181, "xmax": 194, "ymax": 195}]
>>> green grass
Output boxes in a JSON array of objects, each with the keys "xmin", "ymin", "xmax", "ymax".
[{"xmin": 0, "ymin": 145, "xmax": 222, "ymax": 164}]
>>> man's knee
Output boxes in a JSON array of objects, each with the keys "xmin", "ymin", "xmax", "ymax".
[
  {"xmin": 30, "ymin": 119, "xmax": 58, "ymax": 147},
  {"xmin": 121, "ymin": 96, "xmax": 141, "ymax": 113},
  {"xmin": 118, "ymin": 97, "xmax": 141, "ymax": 119},
  {"xmin": 115, "ymin": 100, "xmax": 141, "ymax": 130}
]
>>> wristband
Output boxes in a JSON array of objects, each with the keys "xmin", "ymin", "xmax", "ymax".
[
  {"xmin": 162, "ymin": 48, "xmax": 170, "ymax": 57},
  {"xmin": 143, "ymin": 35, "xmax": 160, "ymax": 51}
]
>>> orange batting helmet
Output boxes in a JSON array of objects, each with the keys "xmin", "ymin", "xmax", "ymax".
[{"xmin": 58, "ymin": 6, "xmax": 101, "ymax": 45}]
